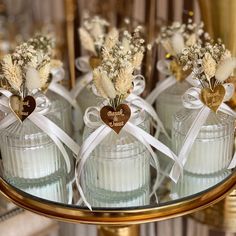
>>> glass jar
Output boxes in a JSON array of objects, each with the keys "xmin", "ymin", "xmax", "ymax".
[
  {"xmin": 155, "ymin": 80, "xmax": 190, "ymax": 169},
  {"xmin": 76, "ymin": 83, "xmax": 103, "ymax": 114},
  {"xmin": 46, "ymin": 90, "xmax": 72, "ymax": 135},
  {"xmin": 81, "ymin": 110, "xmax": 151, "ymax": 207},
  {"xmin": 0, "ymin": 118, "xmax": 67, "ymax": 185},
  {"xmin": 16, "ymin": 171, "xmax": 68, "ymax": 203},
  {"xmin": 171, "ymin": 170, "xmax": 230, "ymax": 198},
  {"xmin": 172, "ymin": 109, "xmax": 235, "ymax": 175},
  {"xmin": 46, "ymin": 90, "xmax": 75, "ymax": 182},
  {"xmin": 155, "ymin": 80, "xmax": 190, "ymax": 136}
]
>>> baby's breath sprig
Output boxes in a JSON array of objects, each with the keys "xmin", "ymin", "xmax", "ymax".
[
  {"xmin": 93, "ymin": 27, "xmax": 145, "ymax": 108},
  {"xmin": 179, "ymin": 40, "xmax": 236, "ymax": 90},
  {"xmin": 0, "ymin": 34, "xmax": 54, "ymax": 96},
  {"xmin": 79, "ymin": 15, "xmax": 110, "ymax": 57},
  {"xmin": 156, "ymin": 18, "xmax": 208, "ymax": 81}
]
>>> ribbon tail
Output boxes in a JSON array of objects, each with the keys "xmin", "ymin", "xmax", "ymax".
[
  {"xmin": 125, "ymin": 122, "xmax": 183, "ymax": 183},
  {"xmin": 228, "ymin": 151, "xmax": 236, "ymax": 169},
  {"xmin": 145, "ymin": 76, "xmax": 176, "ymax": 105},
  {"xmin": 31, "ymin": 112, "xmax": 80, "ymax": 155},
  {"xmin": 170, "ymin": 106, "xmax": 211, "ymax": 181},
  {"xmin": 127, "ymin": 94, "xmax": 170, "ymax": 140},
  {"xmin": 75, "ymin": 125, "xmax": 111, "ymax": 210},
  {"xmin": 0, "ymin": 113, "xmax": 17, "ymax": 129}
]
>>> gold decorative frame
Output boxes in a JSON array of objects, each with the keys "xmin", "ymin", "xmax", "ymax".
[{"xmin": 0, "ymin": 171, "xmax": 236, "ymax": 225}]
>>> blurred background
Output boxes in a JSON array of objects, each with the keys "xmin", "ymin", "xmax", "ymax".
[{"xmin": 0, "ymin": 0, "xmax": 235, "ymax": 235}]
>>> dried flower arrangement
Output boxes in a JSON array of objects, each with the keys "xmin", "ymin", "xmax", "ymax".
[
  {"xmin": 79, "ymin": 15, "xmax": 111, "ymax": 57},
  {"xmin": 179, "ymin": 40, "xmax": 236, "ymax": 111},
  {"xmin": 93, "ymin": 27, "xmax": 145, "ymax": 108},
  {"xmin": 0, "ymin": 35, "xmax": 54, "ymax": 96},
  {"xmin": 180, "ymin": 40, "xmax": 236, "ymax": 89},
  {"xmin": 156, "ymin": 18, "xmax": 207, "ymax": 81}
]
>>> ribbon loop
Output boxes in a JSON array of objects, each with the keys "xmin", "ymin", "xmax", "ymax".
[{"xmin": 132, "ymin": 74, "xmax": 146, "ymax": 96}]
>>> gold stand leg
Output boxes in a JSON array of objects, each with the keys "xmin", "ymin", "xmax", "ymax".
[{"xmin": 98, "ymin": 225, "xmax": 140, "ymax": 236}]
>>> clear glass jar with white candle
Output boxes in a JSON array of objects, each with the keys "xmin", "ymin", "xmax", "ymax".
[
  {"xmin": 16, "ymin": 171, "xmax": 68, "ymax": 203},
  {"xmin": 76, "ymin": 82, "xmax": 103, "ymax": 114},
  {"xmin": 155, "ymin": 80, "xmax": 190, "ymax": 170},
  {"xmin": 46, "ymin": 90, "xmax": 73, "ymax": 135},
  {"xmin": 0, "ymin": 118, "xmax": 67, "ymax": 185},
  {"xmin": 81, "ymin": 109, "xmax": 152, "ymax": 208},
  {"xmin": 172, "ymin": 109, "xmax": 235, "ymax": 175},
  {"xmin": 46, "ymin": 90, "xmax": 75, "ymax": 183},
  {"xmin": 155, "ymin": 80, "xmax": 190, "ymax": 137}
]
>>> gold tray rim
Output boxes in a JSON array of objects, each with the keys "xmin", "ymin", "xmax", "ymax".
[{"xmin": 1, "ymin": 171, "xmax": 236, "ymax": 225}]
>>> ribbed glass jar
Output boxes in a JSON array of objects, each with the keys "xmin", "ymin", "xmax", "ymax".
[
  {"xmin": 46, "ymin": 90, "xmax": 75, "ymax": 183},
  {"xmin": 171, "ymin": 170, "xmax": 230, "ymax": 198},
  {"xmin": 76, "ymin": 83, "xmax": 103, "ymax": 114},
  {"xmin": 15, "ymin": 171, "xmax": 68, "ymax": 203},
  {"xmin": 155, "ymin": 80, "xmax": 190, "ymax": 136},
  {"xmin": 0, "ymin": 118, "xmax": 66, "ymax": 184},
  {"xmin": 46, "ymin": 90, "xmax": 72, "ymax": 135},
  {"xmin": 172, "ymin": 109, "xmax": 235, "ymax": 174},
  {"xmin": 81, "ymin": 111, "xmax": 151, "ymax": 207}
]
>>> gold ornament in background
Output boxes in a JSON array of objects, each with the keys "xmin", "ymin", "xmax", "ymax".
[{"xmin": 200, "ymin": 85, "xmax": 226, "ymax": 113}]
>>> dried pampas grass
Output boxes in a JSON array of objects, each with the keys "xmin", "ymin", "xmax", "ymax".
[
  {"xmin": 115, "ymin": 68, "xmax": 133, "ymax": 96},
  {"xmin": 186, "ymin": 34, "xmax": 196, "ymax": 46},
  {"xmin": 161, "ymin": 39, "xmax": 175, "ymax": 56},
  {"xmin": 104, "ymin": 28, "xmax": 119, "ymax": 50},
  {"xmin": 215, "ymin": 58, "xmax": 236, "ymax": 82},
  {"xmin": 202, "ymin": 52, "xmax": 216, "ymax": 81},
  {"xmin": 171, "ymin": 33, "xmax": 185, "ymax": 54},
  {"xmin": 38, "ymin": 63, "xmax": 51, "ymax": 87},
  {"xmin": 93, "ymin": 68, "xmax": 116, "ymax": 99},
  {"xmin": 50, "ymin": 59, "xmax": 63, "ymax": 69},
  {"xmin": 79, "ymin": 28, "xmax": 96, "ymax": 54},
  {"xmin": 132, "ymin": 51, "xmax": 144, "ymax": 69},
  {"xmin": 2, "ymin": 54, "xmax": 22, "ymax": 91}
]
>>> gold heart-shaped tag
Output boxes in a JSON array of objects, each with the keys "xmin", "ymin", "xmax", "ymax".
[
  {"xmin": 9, "ymin": 95, "xmax": 36, "ymax": 122},
  {"xmin": 200, "ymin": 85, "xmax": 226, "ymax": 112},
  {"xmin": 100, "ymin": 104, "xmax": 131, "ymax": 134}
]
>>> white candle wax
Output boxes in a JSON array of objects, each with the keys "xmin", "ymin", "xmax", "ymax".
[
  {"xmin": 82, "ymin": 113, "xmax": 151, "ymax": 206},
  {"xmin": 172, "ymin": 110, "xmax": 235, "ymax": 174},
  {"xmin": 1, "ymin": 120, "xmax": 65, "ymax": 181}
]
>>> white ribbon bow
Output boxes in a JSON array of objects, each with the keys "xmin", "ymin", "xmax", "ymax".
[
  {"xmin": 0, "ymin": 89, "xmax": 80, "ymax": 174},
  {"xmin": 73, "ymin": 56, "xmax": 170, "ymax": 139},
  {"xmin": 170, "ymin": 84, "xmax": 236, "ymax": 181},
  {"xmin": 75, "ymin": 103, "xmax": 183, "ymax": 210},
  {"xmin": 146, "ymin": 59, "xmax": 200, "ymax": 105}
]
